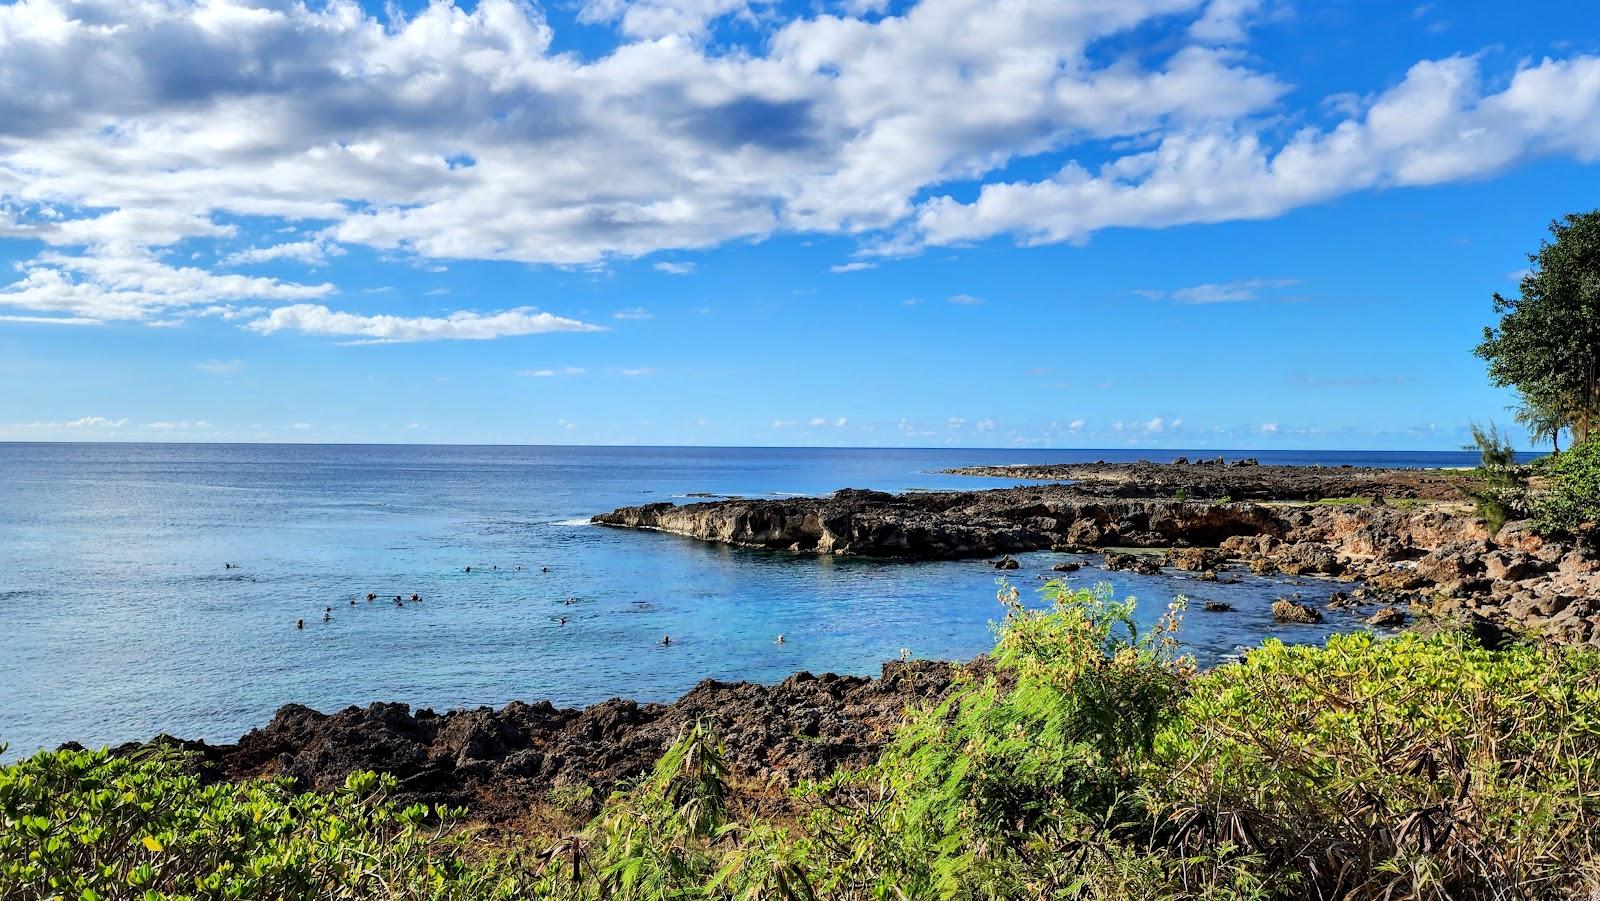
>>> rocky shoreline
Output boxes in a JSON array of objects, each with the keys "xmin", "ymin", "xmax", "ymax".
[
  {"xmin": 595, "ymin": 464, "xmax": 1600, "ymax": 645},
  {"xmin": 107, "ymin": 660, "xmax": 962, "ymax": 825},
  {"xmin": 102, "ymin": 463, "xmax": 1597, "ymax": 830},
  {"xmin": 942, "ymin": 459, "xmax": 1469, "ymax": 501}
]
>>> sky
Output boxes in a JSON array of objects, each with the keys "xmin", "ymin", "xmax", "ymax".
[{"xmin": 0, "ymin": 0, "xmax": 1597, "ymax": 449}]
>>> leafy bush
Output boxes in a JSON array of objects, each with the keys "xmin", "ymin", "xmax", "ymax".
[
  {"xmin": 1158, "ymin": 632, "xmax": 1600, "ymax": 899},
  {"xmin": 795, "ymin": 581, "xmax": 1192, "ymax": 898},
  {"xmin": 1535, "ymin": 438, "xmax": 1600, "ymax": 535},
  {"xmin": 0, "ymin": 746, "xmax": 539, "ymax": 900},
  {"xmin": 1461, "ymin": 422, "xmax": 1532, "ymax": 535}
]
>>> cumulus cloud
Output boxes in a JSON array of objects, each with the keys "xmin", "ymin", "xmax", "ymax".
[
  {"xmin": 0, "ymin": 251, "xmax": 332, "ymax": 322},
  {"xmin": 223, "ymin": 240, "xmax": 345, "ymax": 267},
  {"xmin": 915, "ymin": 55, "xmax": 1600, "ymax": 248},
  {"xmin": 0, "ymin": 0, "xmax": 1594, "ymax": 334},
  {"xmin": 246, "ymin": 305, "xmax": 605, "ymax": 343}
]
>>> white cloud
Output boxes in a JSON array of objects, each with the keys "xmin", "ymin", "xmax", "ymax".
[
  {"xmin": 830, "ymin": 261, "xmax": 876, "ymax": 273},
  {"xmin": 613, "ymin": 308, "xmax": 653, "ymax": 320},
  {"xmin": 517, "ymin": 366, "xmax": 587, "ymax": 377},
  {"xmin": 0, "ymin": 314, "xmax": 103, "ymax": 325},
  {"xmin": 223, "ymin": 240, "xmax": 345, "ymax": 267},
  {"xmin": 975, "ymin": 418, "xmax": 997, "ymax": 432},
  {"xmin": 621, "ymin": 367, "xmax": 656, "ymax": 376},
  {"xmin": 1068, "ymin": 418, "xmax": 1085, "ymax": 431},
  {"xmin": 915, "ymin": 55, "xmax": 1600, "ymax": 249},
  {"xmin": 1188, "ymin": 0, "xmax": 1265, "ymax": 44},
  {"xmin": 145, "ymin": 420, "xmax": 210, "ymax": 430},
  {"xmin": 19, "ymin": 416, "xmax": 127, "ymax": 429},
  {"xmin": 1145, "ymin": 417, "xmax": 1166, "ymax": 432},
  {"xmin": 1138, "ymin": 277, "xmax": 1301, "ymax": 303},
  {"xmin": 947, "ymin": 294, "xmax": 984, "ymax": 305},
  {"xmin": 0, "ymin": 251, "xmax": 332, "ymax": 322},
  {"xmin": 947, "ymin": 417, "xmax": 965, "ymax": 429},
  {"xmin": 0, "ymin": 0, "xmax": 1592, "ymax": 333},
  {"xmin": 247, "ymin": 305, "xmax": 605, "ymax": 343},
  {"xmin": 196, "ymin": 359, "xmax": 245, "ymax": 376},
  {"xmin": 653, "ymin": 262, "xmax": 696, "ymax": 275},
  {"xmin": 1260, "ymin": 422, "xmax": 1279, "ymax": 433}
]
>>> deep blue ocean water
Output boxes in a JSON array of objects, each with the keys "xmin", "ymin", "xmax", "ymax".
[{"xmin": 0, "ymin": 443, "xmax": 1489, "ymax": 758}]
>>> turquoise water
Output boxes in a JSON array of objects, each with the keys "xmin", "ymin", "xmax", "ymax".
[{"xmin": 0, "ymin": 444, "xmax": 1482, "ymax": 757}]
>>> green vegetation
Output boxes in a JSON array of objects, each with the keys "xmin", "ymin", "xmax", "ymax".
[
  {"xmin": 1476, "ymin": 210, "xmax": 1600, "ymax": 445},
  {"xmin": 7, "ymin": 584, "xmax": 1600, "ymax": 899},
  {"xmin": 1461, "ymin": 422, "xmax": 1530, "ymax": 535},
  {"xmin": 1535, "ymin": 437, "xmax": 1600, "ymax": 535},
  {"xmin": 1308, "ymin": 496, "xmax": 1425, "ymax": 509}
]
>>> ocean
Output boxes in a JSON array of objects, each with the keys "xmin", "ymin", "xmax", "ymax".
[{"xmin": 0, "ymin": 443, "xmax": 1486, "ymax": 758}]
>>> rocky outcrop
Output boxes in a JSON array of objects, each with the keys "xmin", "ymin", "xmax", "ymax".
[
  {"xmin": 594, "ymin": 487, "xmax": 1285, "ymax": 560},
  {"xmin": 1272, "ymin": 598, "xmax": 1324, "ymax": 624},
  {"xmin": 944, "ymin": 460, "xmax": 1472, "ymax": 501},
  {"xmin": 122, "ymin": 660, "xmax": 961, "ymax": 823},
  {"xmin": 597, "ymin": 477, "xmax": 1600, "ymax": 645}
]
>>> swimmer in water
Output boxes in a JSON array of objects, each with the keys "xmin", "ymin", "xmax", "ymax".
[
  {"xmin": 410, "ymin": 593, "xmax": 420, "ymax": 602},
  {"xmin": 775, "ymin": 635, "xmax": 785, "ymax": 645},
  {"xmin": 661, "ymin": 635, "xmax": 671, "ymax": 647},
  {"xmin": 555, "ymin": 616, "xmax": 567, "ymax": 625},
  {"xmin": 323, "ymin": 612, "xmax": 331, "ymax": 622},
  {"xmin": 367, "ymin": 593, "xmax": 376, "ymax": 601},
  {"xmin": 465, "ymin": 566, "xmax": 471, "ymax": 573},
  {"xmin": 297, "ymin": 619, "xmax": 304, "ymax": 629},
  {"xmin": 542, "ymin": 566, "xmax": 549, "ymax": 573}
]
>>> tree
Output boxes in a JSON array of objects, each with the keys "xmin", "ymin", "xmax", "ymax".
[
  {"xmin": 1477, "ymin": 211, "xmax": 1600, "ymax": 443},
  {"xmin": 1513, "ymin": 387, "xmax": 1567, "ymax": 453}
]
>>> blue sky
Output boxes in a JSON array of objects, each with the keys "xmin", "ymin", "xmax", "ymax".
[{"xmin": 1, "ymin": 0, "xmax": 1597, "ymax": 449}]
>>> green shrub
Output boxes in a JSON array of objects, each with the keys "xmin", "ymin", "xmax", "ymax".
[
  {"xmin": 796, "ymin": 581, "xmax": 1194, "ymax": 898},
  {"xmin": 1157, "ymin": 632, "xmax": 1600, "ymax": 899},
  {"xmin": 1535, "ymin": 438, "xmax": 1600, "ymax": 534},
  {"xmin": 0, "ymin": 746, "xmax": 539, "ymax": 899},
  {"xmin": 1461, "ymin": 422, "xmax": 1531, "ymax": 535}
]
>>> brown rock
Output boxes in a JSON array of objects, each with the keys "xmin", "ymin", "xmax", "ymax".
[
  {"xmin": 1365, "ymin": 606, "xmax": 1407, "ymax": 627},
  {"xmin": 1272, "ymin": 598, "xmax": 1324, "ymax": 624}
]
